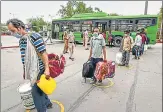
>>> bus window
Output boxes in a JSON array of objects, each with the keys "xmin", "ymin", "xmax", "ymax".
[
  {"xmin": 111, "ymin": 25, "xmax": 116, "ymax": 31},
  {"xmin": 73, "ymin": 24, "xmax": 81, "ymax": 32},
  {"xmin": 130, "ymin": 20, "xmax": 133, "ymax": 23},
  {"xmin": 152, "ymin": 19, "xmax": 156, "ymax": 25},
  {"xmin": 111, "ymin": 20, "xmax": 116, "ymax": 24},
  {"xmin": 82, "ymin": 24, "xmax": 92, "ymax": 32},
  {"xmin": 138, "ymin": 19, "xmax": 151, "ymax": 25},
  {"xmin": 135, "ymin": 20, "xmax": 139, "ymax": 24}
]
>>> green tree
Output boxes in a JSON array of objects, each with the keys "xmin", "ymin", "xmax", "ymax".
[
  {"xmin": 158, "ymin": 7, "xmax": 163, "ymax": 39},
  {"xmin": 94, "ymin": 7, "xmax": 102, "ymax": 12},
  {"xmin": 57, "ymin": 1, "xmax": 102, "ymax": 18},
  {"xmin": 27, "ymin": 17, "xmax": 47, "ymax": 32},
  {"xmin": 158, "ymin": 7, "xmax": 162, "ymax": 28},
  {"xmin": 1, "ymin": 23, "xmax": 8, "ymax": 33}
]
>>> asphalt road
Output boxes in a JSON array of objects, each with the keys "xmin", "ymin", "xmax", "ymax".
[{"xmin": 1, "ymin": 36, "xmax": 162, "ymax": 112}]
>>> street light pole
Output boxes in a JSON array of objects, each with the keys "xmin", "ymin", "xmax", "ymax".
[{"xmin": 144, "ymin": 0, "xmax": 148, "ymax": 15}]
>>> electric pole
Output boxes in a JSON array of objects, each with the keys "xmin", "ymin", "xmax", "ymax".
[{"xmin": 144, "ymin": 0, "xmax": 148, "ymax": 15}]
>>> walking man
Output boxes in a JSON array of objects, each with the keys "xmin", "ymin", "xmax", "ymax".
[
  {"xmin": 119, "ymin": 30, "xmax": 132, "ymax": 67},
  {"xmin": 88, "ymin": 27, "xmax": 107, "ymax": 84},
  {"xmin": 7, "ymin": 19, "xmax": 52, "ymax": 112},
  {"xmin": 140, "ymin": 28, "xmax": 147, "ymax": 55},
  {"xmin": 45, "ymin": 30, "xmax": 53, "ymax": 43},
  {"xmin": 68, "ymin": 30, "xmax": 75, "ymax": 61},
  {"xmin": 63, "ymin": 31, "xmax": 69, "ymax": 54},
  {"xmin": 134, "ymin": 31, "xmax": 142, "ymax": 59}
]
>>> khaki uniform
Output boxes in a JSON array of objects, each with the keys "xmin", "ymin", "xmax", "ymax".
[
  {"xmin": 63, "ymin": 35, "xmax": 68, "ymax": 53},
  {"xmin": 68, "ymin": 32, "xmax": 75, "ymax": 58}
]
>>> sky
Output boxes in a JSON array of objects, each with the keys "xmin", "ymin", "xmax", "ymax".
[{"xmin": 1, "ymin": 1, "xmax": 162, "ymax": 24}]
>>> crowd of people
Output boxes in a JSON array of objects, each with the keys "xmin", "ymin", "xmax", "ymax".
[
  {"xmin": 6, "ymin": 18, "xmax": 149, "ymax": 112},
  {"xmin": 63, "ymin": 28, "xmax": 149, "ymax": 66}
]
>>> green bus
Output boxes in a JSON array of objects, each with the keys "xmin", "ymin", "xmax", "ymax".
[{"xmin": 52, "ymin": 12, "xmax": 158, "ymax": 47}]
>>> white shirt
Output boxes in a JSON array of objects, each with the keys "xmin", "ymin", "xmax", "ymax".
[{"xmin": 134, "ymin": 35, "xmax": 142, "ymax": 46}]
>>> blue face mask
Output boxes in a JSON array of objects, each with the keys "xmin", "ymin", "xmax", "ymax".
[{"xmin": 13, "ymin": 33, "xmax": 22, "ymax": 39}]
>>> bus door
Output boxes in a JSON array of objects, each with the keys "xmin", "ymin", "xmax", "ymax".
[
  {"xmin": 95, "ymin": 22, "xmax": 107, "ymax": 32},
  {"xmin": 52, "ymin": 23, "xmax": 60, "ymax": 39}
]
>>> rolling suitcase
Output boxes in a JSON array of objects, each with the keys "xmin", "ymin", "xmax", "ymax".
[{"xmin": 82, "ymin": 60, "xmax": 94, "ymax": 83}]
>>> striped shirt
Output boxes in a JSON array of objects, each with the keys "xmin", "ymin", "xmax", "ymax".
[{"xmin": 19, "ymin": 33, "xmax": 46, "ymax": 71}]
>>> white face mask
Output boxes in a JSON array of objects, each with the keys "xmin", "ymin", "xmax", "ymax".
[{"xmin": 124, "ymin": 34, "xmax": 128, "ymax": 37}]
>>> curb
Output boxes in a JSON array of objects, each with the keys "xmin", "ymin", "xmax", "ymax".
[
  {"xmin": 1, "ymin": 46, "xmax": 19, "ymax": 49},
  {"xmin": 1, "ymin": 41, "xmax": 64, "ymax": 49}
]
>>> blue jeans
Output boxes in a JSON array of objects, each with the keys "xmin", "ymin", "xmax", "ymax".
[
  {"xmin": 31, "ymin": 70, "xmax": 51, "ymax": 112},
  {"xmin": 135, "ymin": 46, "xmax": 141, "ymax": 58},
  {"xmin": 141, "ymin": 44, "xmax": 144, "ymax": 54},
  {"xmin": 90, "ymin": 57, "xmax": 103, "ymax": 78},
  {"xmin": 122, "ymin": 50, "xmax": 130, "ymax": 65}
]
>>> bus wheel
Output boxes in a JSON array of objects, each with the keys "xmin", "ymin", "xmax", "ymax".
[{"xmin": 113, "ymin": 36, "xmax": 122, "ymax": 47}]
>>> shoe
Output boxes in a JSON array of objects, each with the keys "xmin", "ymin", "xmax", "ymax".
[
  {"xmin": 118, "ymin": 64, "xmax": 125, "ymax": 66},
  {"xmin": 125, "ymin": 64, "xmax": 129, "ymax": 67},
  {"xmin": 90, "ymin": 78, "xmax": 97, "ymax": 84},
  {"xmin": 47, "ymin": 103, "xmax": 53, "ymax": 109},
  {"xmin": 71, "ymin": 58, "xmax": 74, "ymax": 61},
  {"xmin": 96, "ymin": 80, "xmax": 102, "ymax": 85},
  {"xmin": 85, "ymin": 48, "xmax": 89, "ymax": 50},
  {"xmin": 138, "ymin": 57, "xmax": 140, "ymax": 59}
]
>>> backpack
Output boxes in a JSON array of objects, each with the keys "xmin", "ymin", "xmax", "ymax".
[{"xmin": 82, "ymin": 60, "xmax": 94, "ymax": 82}]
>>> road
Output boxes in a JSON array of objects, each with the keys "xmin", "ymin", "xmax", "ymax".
[{"xmin": 1, "ymin": 36, "xmax": 162, "ymax": 112}]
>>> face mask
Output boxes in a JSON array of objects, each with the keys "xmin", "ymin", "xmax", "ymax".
[
  {"xmin": 124, "ymin": 34, "xmax": 128, "ymax": 37},
  {"xmin": 13, "ymin": 32, "xmax": 22, "ymax": 39},
  {"xmin": 93, "ymin": 32, "xmax": 98, "ymax": 37}
]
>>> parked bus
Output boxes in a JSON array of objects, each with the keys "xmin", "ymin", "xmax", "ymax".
[{"xmin": 52, "ymin": 12, "xmax": 158, "ymax": 47}]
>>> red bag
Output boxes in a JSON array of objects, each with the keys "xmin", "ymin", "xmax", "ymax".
[
  {"xmin": 49, "ymin": 59, "xmax": 61, "ymax": 78},
  {"xmin": 60, "ymin": 55, "xmax": 66, "ymax": 73},
  {"xmin": 105, "ymin": 61, "xmax": 115, "ymax": 78},
  {"xmin": 48, "ymin": 53, "xmax": 66, "ymax": 78},
  {"xmin": 94, "ymin": 62, "xmax": 108, "ymax": 81}
]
